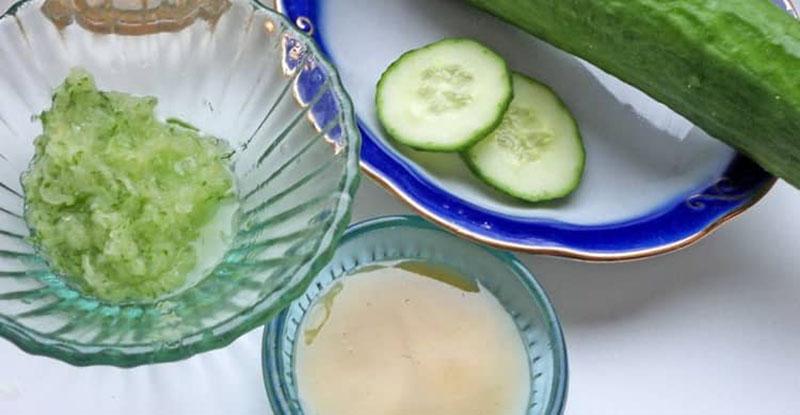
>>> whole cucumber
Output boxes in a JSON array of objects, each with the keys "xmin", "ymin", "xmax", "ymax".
[{"xmin": 466, "ymin": 0, "xmax": 800, "ymax": 188}]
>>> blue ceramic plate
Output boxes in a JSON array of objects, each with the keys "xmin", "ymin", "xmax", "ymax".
[{"xmin": 275, "ymin": 0, "xmax": 794, "ymax": 261}]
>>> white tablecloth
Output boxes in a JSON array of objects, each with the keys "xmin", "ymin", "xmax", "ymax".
[{"xmin": 2, "ymin": 178, "xmax": 800, "ymax": 415}]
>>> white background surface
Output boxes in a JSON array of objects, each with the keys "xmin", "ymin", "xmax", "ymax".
[
  {"xmin": 2, "ymin": 178, "xmax": 800, "ymax": 415},
  {"xmin": 3, "ymin": 0, "xmax": 800, "ymax": 413}
]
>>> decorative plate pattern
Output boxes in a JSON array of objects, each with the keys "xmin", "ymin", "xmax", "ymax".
[{"xmin": 276, "ymin": 0, "xmax": 788, "ymax": 261}]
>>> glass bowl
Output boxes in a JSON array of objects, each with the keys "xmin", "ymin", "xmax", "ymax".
[
  {"xmin": 0, "ymin": 0, "xmax": 360, "ymax": 366},
  {"xmin": 262, "ymin": 215, "xmax": 568, "ymax": 415}
]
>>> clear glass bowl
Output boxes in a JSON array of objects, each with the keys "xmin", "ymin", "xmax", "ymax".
[
  {"xmin": 262, "ymin": 215, "xmax": 569, "ymax": 415},
  {"xmin": 0, "ymin": 0, "xmax": 360, "ymax": 366}
]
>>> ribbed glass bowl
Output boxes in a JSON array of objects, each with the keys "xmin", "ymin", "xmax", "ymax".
[
  {"xmin": 263, "ymin": 215, "xmax": 569, "ymax": 415},
  {"xmin": 0, "ymin": 0, "xmax": 360, "ymax": 367}
]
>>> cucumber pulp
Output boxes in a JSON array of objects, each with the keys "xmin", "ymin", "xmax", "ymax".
[
  {"xmin": 376, "ymin": 38, "xmax": 512, "ymax": 151},
  {"xmin": 22, "ymin": 69, "xmax": 236, "ymax": 303},
  {"xmin": 465, "ymin": 73, "xmax": 585, "ymax": 202}
]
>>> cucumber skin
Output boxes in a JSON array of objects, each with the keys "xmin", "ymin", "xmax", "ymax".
[
  {"xmin": 466, "ymin": 0, "xmax": 800, "ymax": 188},
  {"xmin": 463, "ymin": 73, "xmax": 585, "ymax": 203},
  {"xmin": 375, "ymin": 38, "xmax": 513, "ymax": 152},
  {"xmin": 462, "ymin": 151, "xmax": 585, "ymax": 203}
]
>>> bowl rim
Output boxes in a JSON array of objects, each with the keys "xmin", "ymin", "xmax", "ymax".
[
  {"xmin": 0, "ymin": 0, "xmax": 362, "ymax": 367},
  {"xmin": 261, "ymin": 215, "xmax": 569, "ymax": 415}
]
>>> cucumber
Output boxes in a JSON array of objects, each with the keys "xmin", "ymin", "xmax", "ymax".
[
  {"xmin": 465, "ymin": 0, "xmax": 800, "ymax": 189},
  {"xmin": 376, "ymin": 38, "xmax": 513, "ymax": 151},
  {"xmin": 465, "ymin": 73, "xmax": 584, "ymax": 202}
]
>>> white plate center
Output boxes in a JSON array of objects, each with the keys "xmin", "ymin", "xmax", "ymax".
[{"xmin": 320, "ymin": 0, "xmax": 735, "ymax": 225}]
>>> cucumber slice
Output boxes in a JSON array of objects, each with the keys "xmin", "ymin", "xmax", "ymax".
[
  {"xmin": 465, "ymin": 73, "xmax": 585, "ymax": 202},
  {"xmin": 376, "ymin": 38, "xmax": 512, "ymax": 151}
]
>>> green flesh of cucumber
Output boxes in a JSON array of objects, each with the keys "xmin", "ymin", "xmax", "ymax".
[
  {"xmin": 466, "ymin": 0, "xmax": 800, "ymax": 188},
  {"xmin": 465, "ymin": 73, "xmax": 584, "ymax": 202},
  {"xmin": 376, "ymin": 38, "xmax": 513, "ymax": 151}
]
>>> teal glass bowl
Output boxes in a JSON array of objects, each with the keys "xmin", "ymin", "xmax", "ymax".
[
  {"xmin": 262, "ymin": 215, "xmax": 568, "ymax": 415},
  {"xmin": 0, "ymin": 0, "xmax": 360, "ymax": 366}
]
